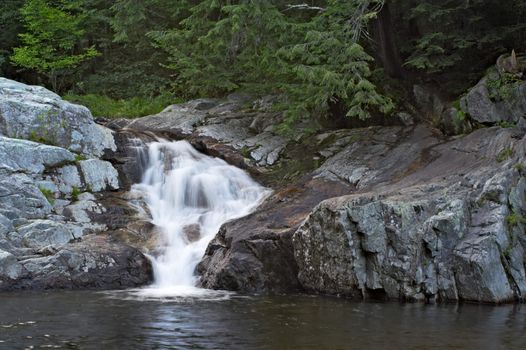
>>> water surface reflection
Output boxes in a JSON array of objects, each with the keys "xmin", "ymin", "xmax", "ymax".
[{"xmin": 0, "ymin": 291, "xmax": 525, "ymax": 349}]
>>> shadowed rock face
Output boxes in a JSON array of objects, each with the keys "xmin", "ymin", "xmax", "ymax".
[{"xmin": 117, "ymin": 94, "xmax": 526, "ymax": 303}]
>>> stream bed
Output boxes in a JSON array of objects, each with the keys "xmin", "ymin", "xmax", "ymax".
[{"xmin": 1, "ymin": 290, "xmax": 525, "ymax": 349}]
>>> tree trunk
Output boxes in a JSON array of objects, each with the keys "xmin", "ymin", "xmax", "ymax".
[{"xmin": 373, "ymin": 2, "xmax": 404, "ymax": 78}]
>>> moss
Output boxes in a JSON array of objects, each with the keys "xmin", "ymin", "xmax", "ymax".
[
  {"xmin": 28, "ymin": 130, "xmax": 55, "ymax": 146},
  {"xmin": 74, "ymin": 154, "xmax": 87, "ymax": 162},
  {"xmin": 39, "ymin": 187, "xmax": 55, "ymax": 205},
  {"xmin": 506, "ymin": 212, "xmax": 526, "ymax": 228},
  {"xmin": 487, "ymin": 72, "xmax": 522, "ymax": 102},
  {"xmin": 496, "ymin": 147, "xmax": 514, "ymax": 163},
  {"xmin": 71, "ymin": 186, "xmax": 80, "ymax": 202},
  {"xmin": 514, "ymin": 163, "xmax": 524, "ymax": 172},
  {"xmin": 498, "ymin": 121, "xmax": 516, "ymax": 128},
  {"xmin": 240, "ymin": 146, "xmax": 252, "ymax": 159}
]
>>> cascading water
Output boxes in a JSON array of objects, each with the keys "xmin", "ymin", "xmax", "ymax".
[{"xmin": 131, "ymin": 140, "xmax": 269, "ymax": 298}]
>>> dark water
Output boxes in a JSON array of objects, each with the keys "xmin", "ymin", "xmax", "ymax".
[{"xmin": 0, "ymin": 290, "xmax": 525, "ymax": 350}]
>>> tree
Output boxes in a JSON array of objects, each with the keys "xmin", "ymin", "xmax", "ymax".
[
  {"xmin": 149, "ymin": 0, "xmax": 393, "ymax": 130},
  {"xmin": 11, "ymin": 0, "xmax": 99, "ymax": 92}
]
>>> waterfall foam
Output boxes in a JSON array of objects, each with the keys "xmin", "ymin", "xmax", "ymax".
[{"xmin": 131, "ymin": 140, "xmax": 269, "ymax": 299}]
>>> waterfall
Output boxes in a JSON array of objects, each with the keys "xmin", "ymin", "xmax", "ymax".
[{"xmin": 131, "ymin": 140, "xmax": 269, "ymax": 297}]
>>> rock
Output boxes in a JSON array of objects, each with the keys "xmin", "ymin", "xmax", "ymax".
[
  {"xmin": 0, "ymin": 136, "xmax": 75, "ymax": 174},
  {"xmin": 6, "ymin": 235, "xmax": 152, "ymax": 290},
  {"xmin": 290, "ymin": 127, "xmax": 526, "ymax": 303},
  {"xmin": 54, "ymin": 165, "xmax": 83, "ymax": 194},
  {"xmin": 0, "ymin": 77, "xmax": 116, "ymax": 157},
  {"xmin": 17, "ymin": 220, "xmax": 75, "ymax": 249},
  {"xmin": 0, "ymin": 213, "xmax": 13, "ymax": 236},
  {"xmin": 461, "ymin": 58, "xmax": 526, "ymax": 124},
  {"xmin": 0, "ymin": 173, "xmax": 52, "ymax": 220},
  {"xmin": 79, "ymin": 159, "xmax": 119, "ymax": 192},
  {"xmin": 183, "ymin": 224, "xmax": 201, "ymax": 242},
  {"xmin": 0, "ymin": 249, "xmax": 24, "ymax": 280},
  {"xmin": 122, "ymin": 97, "xmax": 289, "ymax": 167}
]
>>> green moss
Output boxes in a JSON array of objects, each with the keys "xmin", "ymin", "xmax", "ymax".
[
  {"xmin": 74, "ymin": 154, "xmax": 87, "ymax": 162},
  {"xmin": 28, "ymin": 130, "xmax": 55, "ymax": 146},
  {"xmin": 39, "ymin": 187, "xmax": 55, "ymax": 205},
  {"xmin": 514, "ymin": 163, "xmax": 524, "ymax": 172},
  {"xmin": 487, "ymin": 72, "xmax": 522, "ymax": 101},
  {"xmin": 496, "ymin": 147, "xmax": 514, "ymax": 163},
  {"xmin": 506, "ymin": 213, "xmax": 526, "ymax": 228},
  {"xmin": 71, "ymin": 186, "xmax": 80, "ymax": 202},
  {"xmin": 240, "ymin": 146, "xmax": 252, "ymax": 159},
  {"xmin": 498, "ymin": 121, "xmax": 516, "ymax": 128}
]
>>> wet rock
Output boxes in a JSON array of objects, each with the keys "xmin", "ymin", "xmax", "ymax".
[
  {"xmin": 183, "ymin": 224, "xmax": 201, "ymax": 242},
  {"xmin": 0, "ymin": 77, "xmax": 116, "ymax": 157},
  {"xmin": 122, "ymin": 98, "xmax": 288, "ymax": 167},
  {"xmin": 8, "ymin": 235, "xmax": 153, "ymax": 290}
]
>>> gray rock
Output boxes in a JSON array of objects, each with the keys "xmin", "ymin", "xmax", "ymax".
[
  {"xmin": 124, "ymin": 98, "xmax": 289, "ymax": 167},
  {"xmin": 0, "ymin": 249, "xmax": 24, "ymax": 280},
  {"xmin": 9, "ymin": 235, "xmax": 152, "ymax": 290},
  {"xmin": 79, "ymin": 159, "xmax": 119, "ymax": 192},
  {"xmin": 55, "ymin": 165, "xmax": 82, "ymax": 194},
  {"xmin": 0, "ymin": 77, "xmax": 116, "ymax": 157},
  {"xmin": 0, "ymin": 213, "xmax": 13, "ymax": 236},
  {"xmin": 461, "ymin": 66, "xmax": 526, "ymax": 124},
  {"xmin": 0, "ymin": 136, "xmax": 75, "ymax": 174},
  {"xmin": 0, "ymin": 173, "xmax": 52, "ymax": 220},
  {"xmin": 18, "ymin": 220, "xmax": 74, "ymax": 249}
]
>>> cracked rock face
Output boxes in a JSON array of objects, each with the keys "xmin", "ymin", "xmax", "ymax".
[
  {"xmin": 293, "ymin": 127, "xmax": 526, "ymax": 303},
  {"xmin": 0, "ymin": 79, "xmax": 152, "ymax": 291},
  {"xmin": 119, "ymin": 96, "xmax": 288, "ymax": 167},
  {"xmin": 0, "ymin": 78, "xmax": 116, "ymax": 157}
]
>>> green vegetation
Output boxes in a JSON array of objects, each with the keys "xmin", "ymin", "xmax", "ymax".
[
  {"xmin": 11, "ymin": 0, "xmax": 99, "ymax": 92},
  {"xmin": 28, "ymin": 130, "xmax": 54, "ymax": 145},
  {"xmin": 39, "ymin": 186, "xmax": 55, "ymax": 205},
  {"xmin": 496, "ymin": 147, "xmax": 514, "ymax": 163},
  {"xmin": 64, "ymin": 93, "xmax": 181, "ymax": 118},
  {"xmin": 506, "ymin": 212, "xmax": 526, "ymax": 229},
  {"xmin": 0, "ymin": 1, "xmax": 525, "ymax": 129},
  {"xmin": 74, "ymin": 154, "xmax": 86, "ymax": 162},
  {"xmin": 71, "ymin": 186, "xmax": 80, "ymax": 202}
]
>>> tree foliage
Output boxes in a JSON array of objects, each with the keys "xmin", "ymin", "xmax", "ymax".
[
  {"xmin": 11, "ymin": 0, "xmax": 99, "ymax": 91},
  {"xmin": 1, "ymin": 0, "xmax": 525, "ymax": 128}
]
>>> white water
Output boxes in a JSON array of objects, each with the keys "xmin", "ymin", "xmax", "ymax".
[{"xmin": 131, "ymin": 140, "xmax": 269, "ymax": 299}]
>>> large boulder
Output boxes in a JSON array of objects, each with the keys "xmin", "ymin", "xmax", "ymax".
[
  {"xmin": 292, "ymin": 127, "xmax": 526, "ymax": 303},
  {"xmin": 10, "ymin": 235, "xmax": 152, "ymax": 290},
  {"xmin": 0, "ymin": 77, "xmax": 116, "ymax": 157},
  {"xmin": 461, "ymin": 54, "xmax": 526, "ymax": 125}
]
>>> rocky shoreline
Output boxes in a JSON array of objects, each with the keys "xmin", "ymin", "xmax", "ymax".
[{"xmin": 1, "ymin": 55, "xmax": 526, "ymax": 303}]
